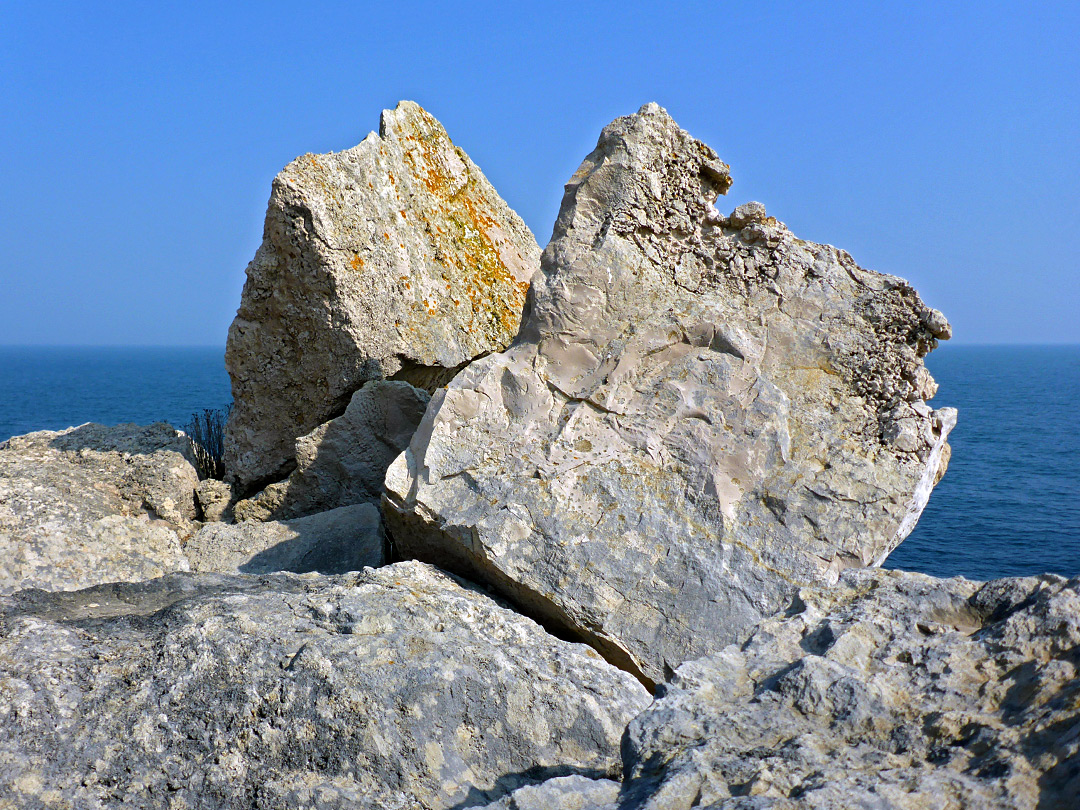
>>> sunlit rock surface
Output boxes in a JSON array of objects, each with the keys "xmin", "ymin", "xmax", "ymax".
[
  {"xmin": 0, "ymin": 423, "xmax": 198, "ymax": 595},
  {"xmin": 0, "ymin": 562, "xmax": 650, "ymax": 809},
  {"xmin": 385, "ymin": 103, "xmax": 955, "ymax": 685},
  {"xmin": 224, "ymin": 101, "xmax": 540, "ymax": 491}
]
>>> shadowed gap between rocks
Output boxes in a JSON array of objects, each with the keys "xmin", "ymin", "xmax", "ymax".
[{"xmin": 382, "ymin": 501, "xmax": 656, "ymax": 691}]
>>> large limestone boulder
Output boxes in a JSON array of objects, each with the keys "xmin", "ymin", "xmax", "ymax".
[
  {"xmin": 234, "ymin": 380, "xmax": 429, "ymax": 522},
  {"xmin": 0, "ymin": 561, "xmax": 650, "ymax": 809},
  {"xmin": 185, "ymin": 503, "xmax": 385, "ymax": 575},
  {"xmin": 385, "ymin": 103, "xmax": 955, "ymax": 685},
  {"xmin": 225, "ymin": 101, "xmax": 541, "ymax": 491},
  {"xmin": 0, "ymin": 423, "xmax": 198, "ymax": 595},
  {"xmin": 611, "ymin": 569, "xmax": 1080, "ymax": 809}
]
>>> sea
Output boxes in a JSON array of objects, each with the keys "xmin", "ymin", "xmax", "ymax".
[{"xmin": 1, "ymin": 344, "xmax": 1077, "ymax": 582}]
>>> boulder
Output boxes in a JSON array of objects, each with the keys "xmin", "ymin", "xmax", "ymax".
[
  {"xmin": 0, "ymin": 561, "xmax": 651, "ymax": 809},
  {"xmin": 610, "ymin": 569, "xmax": 1080, "ymax": 809},
  {"xmin": 194, "ymin": 478, "xmax": 234, "ymax": 522},
  {"xmin": 385, "ymin": 103, "xmax": 955, "ymax": 685},
  {"xmin": 185, "ymin": 503, "xmax": 385, "ymax": 575},
  {"xmin": 224, "ymin": 101, "xmax": 541, "ymax": 491},
  {"xmin": 0, "ymin": 423, "xmax": 198, "ymax": 595},
  {"xmin": 234, "ymin": 380, "xmax": 429, "ymax": 522},
  {"xmin": 470, "ymin": 775, "xmax": 621, "ymax": 809}
]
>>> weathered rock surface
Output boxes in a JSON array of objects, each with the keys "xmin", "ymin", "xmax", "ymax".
[
  {"xmin": 195, "ymin": 478, "xmax": 235, "ymax": 522},
  {"xmin": 385, "ymin": 103, "xmax": 955, "ymax": 685},
  {"xmin": 225, "ymin": 100, "xmax": 541, "ymax": 491},
  {"xmin": 0, "ymin": 423, "xmax": 198, "ymax": 595},
  {"xmin": 185, "ymin": 503, "xmax": 385, "ymax": 575},
  {"xmin": 0, "ymin": 561, "xmax": 650, "ymax": 809},
  {"xmin": 471, "ymin": 775, "xmax": 621, "ymax": 809},
  {"xmin": 608, "ymin": 569, "xmax": 1080, "ymax": 809},
  {"xmin": 234, "ymin": 380, "xmax": 429, "ymax": 522}
]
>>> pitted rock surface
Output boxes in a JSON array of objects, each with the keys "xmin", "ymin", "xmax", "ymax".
[
  {"xmin": 385, "ymin": 103, "xmax": 955, "ymax": 685},
  {"xmin": 0, "ymin": 561, "xmax": 650, "ymax": 810},
  {"xmin": 234, "ymin": 380, "xmax": 429, "ymax": 522},
  {"xmin": 185, "ymin": 503, "xmax": 384, "ymax": 575},
  {"xmin": 0, "ymin": 423, "xmax": 198, "ymax": 595},
  {"xmin": 612, "ymin": 569, "xmax": 1080, "ymax": 809},
  {"xmin": 224, "ymin": 101, "xmax": 541, "ymax": 490}
]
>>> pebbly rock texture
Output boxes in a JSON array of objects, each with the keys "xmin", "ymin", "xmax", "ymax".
[
  {"xmin": 608, "ymin": 569, "xmax": 1080, "ymax": 810},
  {"xmin": 0, "ymin": 423, "xmax": 198, "ymax": 595},
  {"xmin": 0, "ymin": 561, "xmax": 651, "ymax": 810},
  {"xmin": 385, "ymin": 103, "xmax": 956, "ymax": 686},
  {"xmin": 224, "ymin": 100, "xmax": 541, "ymax": 492},
  {"xmin": 184, "ymin": 503, "xmax": 385, "ymax": 575},
  {"xmin": 195, "ymin": 478, "xmax": 235, "ymax": 522},
  {"xmin": 234, "ymin": 380, "xmax": 429, "ymax": 523}
]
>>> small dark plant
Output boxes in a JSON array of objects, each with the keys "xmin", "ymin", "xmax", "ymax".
[{"xmin": 184, "ymin": 405, "xmax": 231, "ymax": 480}]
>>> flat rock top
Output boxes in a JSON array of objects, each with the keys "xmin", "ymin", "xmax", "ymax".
[
  {"xmin": 0, "ymin": 423, "xmax": 198, "ymax": 595},
  {"xmin": 224, "ymin": 101, "xmax": 541, "ymax": 489},
  {"xmin": 385, "ymin": 103, "xmax": 954, "ymax": 685},
  {"xmin": 0, "ymin": 561, "xmax": 650, "ymax": 809}
]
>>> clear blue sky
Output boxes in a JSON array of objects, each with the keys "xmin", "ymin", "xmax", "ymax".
[{"xmin": 2, "ymin": 1, "xmax": 1077, "ymax": 345}]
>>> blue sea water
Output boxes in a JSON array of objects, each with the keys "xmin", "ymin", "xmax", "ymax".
[
  {"xmin": 0, "ymin": 344, "xmax": 1077, "ymax": 581},
  {"xmin": 0, "ymin": 346, "xmax": 232, "ymax": 443}
]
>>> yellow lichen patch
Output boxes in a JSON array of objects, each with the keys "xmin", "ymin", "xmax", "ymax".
[{"xmin": 350, "ymin": 254, "xmax": 364, "ymax": 271}]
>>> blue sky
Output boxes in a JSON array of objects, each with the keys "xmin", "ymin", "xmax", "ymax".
[{"xmin": 1, "ymin": 1, "xmax": 1077, "ymax": 345}]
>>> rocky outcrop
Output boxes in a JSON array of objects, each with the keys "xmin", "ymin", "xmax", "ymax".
[
  {"xmin": 185, "ymin": 503, "xmax": 385, "ymax": 575},
  {"xmin": 224, "ymin": 101, "xmax": 541, "ymax": 491},
  {"xmin": 0, "ymin": 423, "xmax": 198, "ymax": 595},
  {"xmin": 385, "ymin": 103, "xmax": 955, "ymax": 686},
  {"xmin": 614, "ymin": 569, "xmax": 1080, "ymax": 809},
  {"xmin": 478, "ymin": 570, "xmax": 1079, "ymax": 809},
  {"xmin": 234, "ymin": 380, "xmax": 429, "ymax": 522},
  {"xmin": 0, "ymin": 561, "xmax": 650, "ymax": 810}
]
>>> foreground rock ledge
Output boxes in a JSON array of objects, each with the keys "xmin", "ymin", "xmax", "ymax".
[
  {"xmin": 225, "ymin": 100, "xmax": 541, "ymax": 491},
  {"xmin": 0, "ymin": 423, "xmax": 198, "ymax": 596},
  {"xmin": 385, "ymin": 103, "xmax": 956, "ymax": 686},
  {"xmin": 477, "ymin": 569, "xmax": 1080, "ymax": 809},
  {"xmin": 0, "ymin": 561, "xmax": 649, "ymax": 809}
]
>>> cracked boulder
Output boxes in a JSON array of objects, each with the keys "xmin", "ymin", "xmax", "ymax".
[
  {"xmin": 0, "ymin": 423, "xmax": 198, "ymax": 595},
  {"xmin": 224, "ymin": 101, "xmax": 541, "ymax": 491},
  {"xmin": 385, "ymin": 103, "xmax": 955, "ymax": 685},
  {"xmin": 0, "ymin": 561, "xmax": 650, "ymax": 809}
]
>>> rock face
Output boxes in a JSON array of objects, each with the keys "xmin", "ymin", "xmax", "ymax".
[
  {"xmin": 610, "ymin": 569, "xmax": 1080, "ymax": 809},
  {"xmin": 0, "ymin": 561, "xmax": 649, "ymax": 810},
  {"xmin": 185, "ymin": 503, "xmax": 385, "ymax": 575},
  {"xmin": 385, "ymin": 103, "xmax": 955, "ymax": 685},
  {"xmin": 224, "ymin": 101, "xmax": 541, "ymax": 491},
  {"xmin": 234, "ymin": 380, "xmax": 429, "ymax": 522},
  {"xmin": 0, "ymin": 423, "xmax": 198, "ymax": 595}
]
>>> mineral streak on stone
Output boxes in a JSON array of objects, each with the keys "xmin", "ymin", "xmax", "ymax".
[
  {"xmin": 0, "ymin": 423, "xmax": 198, "ymax": 595},
  {"xmin": 234, "ymin": 380, "xmax": 430, "ymax": 523},
  {"xmin": 0, "ymin": 561, "xmax": 650, "ymax": 810},
  {"xmin": 612, "ymin": 570, "xmax": 1080, "ymax": 809},
  {"xmin": 224, "ymin": 101, "xmax": 541, "ymax": 491},
  {"xmin": 385, "ymin": 103, "xmax": 956, "ymax": 685},
  {"xmin": 185, "ymin": 503, "xmax": 385, "ymax": 575}
]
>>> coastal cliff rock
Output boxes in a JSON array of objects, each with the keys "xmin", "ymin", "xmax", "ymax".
[
  {"xmin": 0, "ymin": 423, "xmax": 198, "ymax": 595},
  {"xmin": 615, "ymin": 569, "xmax": 1080, "ymax": 809},
  {"xmin": 224, "ymin": 101, "xmax": 541, "ymax": 491},
  {"xmin": 185, "ymin": 503, "xmax": 384, "ymax": 575},
  {"xmin": 477, "ymin": 570, "xmax": 1079, "ymax": 809},
  {"xmin": 0, "ymin": 561, "xmax": 650, "ymax": 809},
  {"xmin": 234, "ymin": 380, "xmax": 429, "ymax": 523},
  {"xmin": 385, "ymin": 103, "xmax": 955, "ymax": 685}
]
